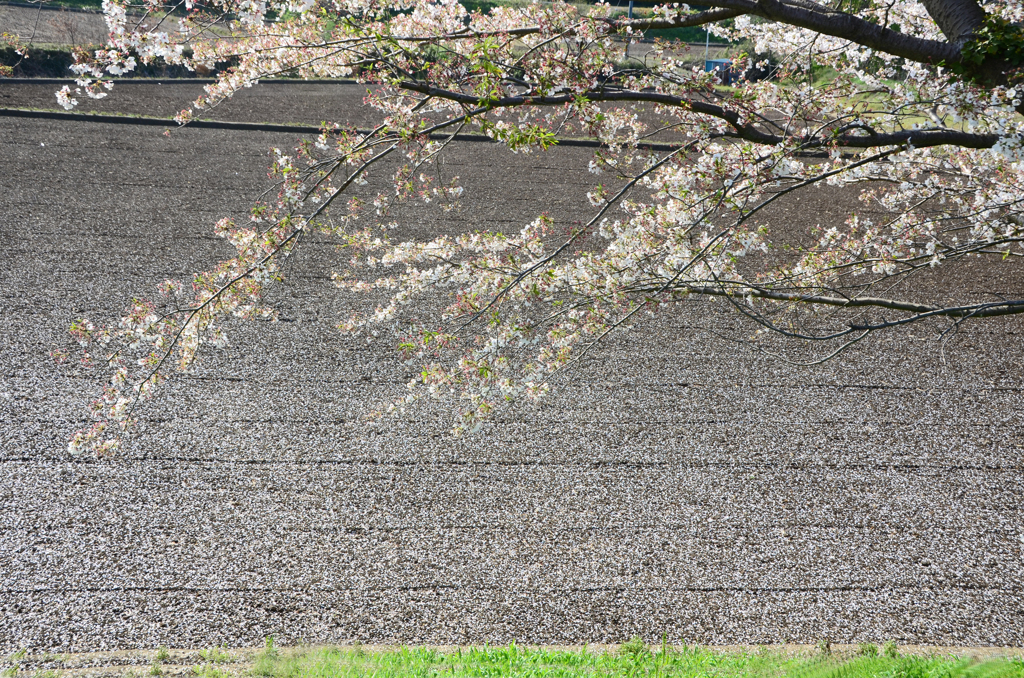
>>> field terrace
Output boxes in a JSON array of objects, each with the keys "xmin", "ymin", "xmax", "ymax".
[{"xmin": 1, "ymin": 80, "xmax": 1023, "ymax": 651}]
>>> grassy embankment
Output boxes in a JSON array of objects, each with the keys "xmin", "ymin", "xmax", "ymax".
[
  {"xmin": 6, "ymin": 641, "xmax": 1024, "ymax": 678},
  {"xmin": 227, "ymin": 640, "xmax": 1022, "ymax": 678},
  {"xmin": 2, "ymin": 0, "xmax": 732, "ymax": 75},
  {"xmin": 5, "ymin": 0, "xmax": 105, "ymax": 10},
  {"xmin": 6, "ymin": 0, "xmax": 719, "ymax": 41}
]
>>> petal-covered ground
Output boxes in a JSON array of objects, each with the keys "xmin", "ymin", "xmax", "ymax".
[{"xmin": 1, "ymin": 82, "xmax": 1023, "ymax": 652}]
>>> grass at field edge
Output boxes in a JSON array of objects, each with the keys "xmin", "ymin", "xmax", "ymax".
[
  {"xmin": 6, "ymin": 642, "xmax": 1024, "ymax": 678},
  {"xmin": 238, "ymin": 639, "xmax": 1024, "ymax": 678}
]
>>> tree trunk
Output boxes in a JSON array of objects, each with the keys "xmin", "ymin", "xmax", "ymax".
[{"xmin": 919, "ymin": 0, "xmax": 987, "ymax": 46}]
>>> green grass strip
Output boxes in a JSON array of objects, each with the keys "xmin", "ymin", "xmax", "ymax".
[{"xmin": 242, "ymin": 639, "xmax": 1024, "ymax": 678}]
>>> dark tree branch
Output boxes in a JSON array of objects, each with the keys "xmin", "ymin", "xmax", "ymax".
[
  {"xmin": 397, "ymin": 81, "xmax": 1002, "ymax": 150},
  {"xmin": 673, "ymin": 285, "xmax": 1024, "ymax": 321},
  {"xmin": 384, "ymin": 0, "xmax": 959, "ymax": 69},
  {"xmin": 609, "ymin": 6, "xmax": 746, "ymax": 30},
  {"xmin": 618, "ymin": 0, "xmax": 960, "ymax": 67}
]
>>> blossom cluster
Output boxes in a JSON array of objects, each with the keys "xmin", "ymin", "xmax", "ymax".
[{"xmin": 62, "ymin": 0, "xmax": 1024, "ymax": 451}]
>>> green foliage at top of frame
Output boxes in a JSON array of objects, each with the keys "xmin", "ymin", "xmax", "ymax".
[
  {"xmin": 441, "ymin": 0, "xmax": 718, "ymax": 42},
  {"xmin": 249, "ymin": 640, "xmax": 1024, "ymax": 678},
  {"xmin": 646, "ymin": 25, "xmax": 714, "ymax": 42},
  {"xmin": 13, "ymin": 0, "xmax": 103, "ymax": 10},
  {"xmin": 29, "ymin": 0, "xmax": 716, "ymax": 42}
]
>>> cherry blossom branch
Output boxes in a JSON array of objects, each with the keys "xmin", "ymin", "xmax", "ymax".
[
  {"xmin": 453, "ymin": 141, "xmax": 698, "ymax": 333},
  {"xmin": 395, "ymin": 82, "xmax": 1004, "ymax": 150}
]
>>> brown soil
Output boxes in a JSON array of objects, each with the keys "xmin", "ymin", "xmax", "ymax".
[{"xmin": 2, "ymin": 82, "xmax": 1023, "ymax": 652}]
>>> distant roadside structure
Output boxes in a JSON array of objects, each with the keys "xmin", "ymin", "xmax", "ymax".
[
  {"xmin": 704, "ymin": 58, "xmax": 735, "ymax": 85},
  {"xmin": 704, "ymin": 58, "xmax": 776, "ymax": 85}
]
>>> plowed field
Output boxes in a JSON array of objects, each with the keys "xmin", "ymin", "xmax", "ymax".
[{"xmin": 1, "ymin": 81, "xmax": 1023, "ymax": 652}]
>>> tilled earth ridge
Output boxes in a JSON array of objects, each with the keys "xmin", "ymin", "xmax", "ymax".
[
  {"xmin": 0, "ymin": 81, "xmax": 381, "ymax": 127},
  {"xmin": 1, "ymin": 84, "xmax": 1024, "ymax": 651},
  {"xmin": 0, "ymin": 81, "xmax": 688, "ymax": 143}
]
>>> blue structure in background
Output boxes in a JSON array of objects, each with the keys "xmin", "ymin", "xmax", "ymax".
[{"xmin": 705, "ymin": 58, "xmax": 734, "ymax": 85}]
